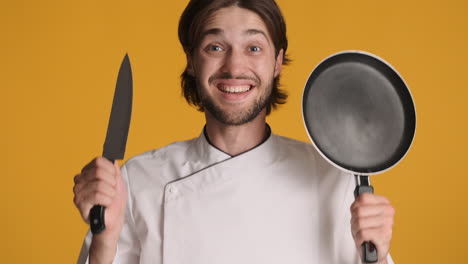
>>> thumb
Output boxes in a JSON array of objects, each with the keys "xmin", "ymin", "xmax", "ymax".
[
  {"xmin": 113, "ymin": 161, "xmax": 122, "ymax": 184},
  {"xmin": 113, "ymin": 161, "xmax": 127, "ymax": 198}
]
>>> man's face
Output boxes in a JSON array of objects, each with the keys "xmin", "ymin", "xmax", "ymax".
[{"xmin": 189, "ymin": 6, "xmax": 283, "ymax": 126}]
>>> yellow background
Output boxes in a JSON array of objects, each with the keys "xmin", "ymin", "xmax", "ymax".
[{"xmin": 2, "ymin": 0, "xmax": 467, "ymax": 262}]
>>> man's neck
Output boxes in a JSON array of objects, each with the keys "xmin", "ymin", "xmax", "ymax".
[{"xmin": 204, "ymin": 110, "xmax": 268, "ymax": 156}]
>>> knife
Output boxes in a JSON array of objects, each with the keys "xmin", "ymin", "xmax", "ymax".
[{"xmin": 90, "ymin": 53, "xmax": 133, "ymax": 235}]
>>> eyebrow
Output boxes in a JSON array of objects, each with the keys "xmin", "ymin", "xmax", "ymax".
[
  {"xmin": 200, "ymin": 28, "xmax": 269, "ymax": 41},
  {"xmin": 245, "ymin": 29, "xmax": 268, "ymax": 40},
  {"xmin": 200, "ymin": 28, "xmax": 224, "ymax": 39}
]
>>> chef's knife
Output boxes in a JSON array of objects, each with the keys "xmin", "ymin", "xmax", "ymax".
[{"xmin": 90, "ymin": 53, "xmax": 133, "ymax": 235}]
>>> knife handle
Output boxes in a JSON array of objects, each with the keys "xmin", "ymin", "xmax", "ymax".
[
  {"xmin": 89, "ymin": 158, "xmax": 114, "ymax": 235},
  {"xmin": 90, "ymin": 205, "xmax": 106, "ymax": 234},
  {"xmin": 354, "ymin": 175, "xmax": 378, "ymax": 263}
]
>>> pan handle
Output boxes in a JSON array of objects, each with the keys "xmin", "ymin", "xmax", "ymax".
[{"xmin": 354, "ymin": 175, "xmax": 378, "ymax": 263}]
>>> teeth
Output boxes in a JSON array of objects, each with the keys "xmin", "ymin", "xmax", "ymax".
[{"xmin": 219, "ymin": 85, "xmax": 251, "ymax": 93}]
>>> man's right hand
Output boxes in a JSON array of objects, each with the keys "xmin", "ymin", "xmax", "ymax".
[{"xmin": 73, "ymin": 157, "xmax": 127, "ymax": 263}]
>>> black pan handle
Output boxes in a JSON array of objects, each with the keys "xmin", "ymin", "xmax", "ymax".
[
  {"xmin": 89, "ymin": 158, "xmax": 114, "ymax": 235},
  {"xmin": 354, "ymin": 175, "xmax": 378, "ymax": 263}
]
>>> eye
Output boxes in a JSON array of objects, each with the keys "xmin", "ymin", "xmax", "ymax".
[
  {"xmin": 249, "ymin": 46, "xmax": 262, "ymax": 52},
  {"xmin": 206, "ymin": 44, "xmax": 224, "ymax": 52}
]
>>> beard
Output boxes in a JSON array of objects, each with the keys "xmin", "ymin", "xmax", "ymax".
[{"xmin": 198, "ymin": 73, "xmax": 273, "ymax": 126}]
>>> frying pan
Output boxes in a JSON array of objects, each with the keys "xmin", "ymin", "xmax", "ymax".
[{"xmin": 302, "ymin": 51, "xmax": 416, "ymax": 263}]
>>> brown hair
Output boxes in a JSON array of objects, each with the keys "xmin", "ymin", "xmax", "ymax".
[{"xmin": 178, "ymin": 0, "xmax": 290, "ymax": 115}]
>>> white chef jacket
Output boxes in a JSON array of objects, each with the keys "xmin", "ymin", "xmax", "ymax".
[{"xmin": 78, "ymin": 131, "xmax": 394, "ymax": 264}]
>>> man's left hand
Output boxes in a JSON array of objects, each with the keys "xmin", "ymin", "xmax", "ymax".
[{"xmin": 350, "ymin": 193, "xmax": 395, "ymax": 264}]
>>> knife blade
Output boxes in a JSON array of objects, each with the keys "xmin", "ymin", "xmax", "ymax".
[{"xmin": 90, "ymin": 53, "xmax": 133, "ymax": 235}]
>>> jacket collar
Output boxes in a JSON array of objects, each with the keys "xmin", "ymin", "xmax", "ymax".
[{"xmin": 187, "ymin": 124, "xmax": 279, "ymax": 170}]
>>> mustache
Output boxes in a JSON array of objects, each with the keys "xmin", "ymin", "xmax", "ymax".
[{"xmin": 208, "ymin": 72, "xmax": 260, "ymax": 85}]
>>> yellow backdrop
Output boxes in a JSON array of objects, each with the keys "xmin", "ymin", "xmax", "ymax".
[{"xmin": 2, "ymin": 0, "xmax": 467, "ymax": 262}]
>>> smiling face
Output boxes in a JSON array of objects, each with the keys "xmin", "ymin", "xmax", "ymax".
[{"xmin": 189, "ymin": 6, "xmax": 283, "ymax": 126}]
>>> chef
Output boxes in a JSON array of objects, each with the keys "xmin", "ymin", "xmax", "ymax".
[{"xmin": 73, "ymin": 0, "xmax": 395, "ymax": 263}]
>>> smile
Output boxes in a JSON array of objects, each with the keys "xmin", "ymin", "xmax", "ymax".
[{"xmin": 218, "ymin": 85, "xmax": 253, "ymax": 93}]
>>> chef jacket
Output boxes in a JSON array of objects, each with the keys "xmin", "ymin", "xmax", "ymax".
[{"xmin": 78, "ymin": 130, "xmax": 394, "ymax": 264}]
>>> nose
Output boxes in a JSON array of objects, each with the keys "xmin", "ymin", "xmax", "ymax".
[{"xmin": 221, "ymin": 48, "xmax": 248, "ymax": 77}]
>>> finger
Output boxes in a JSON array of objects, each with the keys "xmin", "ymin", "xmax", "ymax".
[
  {"xmin": 81, "ymin": 157, "xmax": 115, "ymax": 176},
  {"xmin": 95, "ymin": 157, "xmax": 117, "ymax": 173},
  {"xmin": 351, "ymin": 194, "xmax": 391, "ymax": 211},
  {"xmin": 73, "ymin": 171, "xmax": 89, "ymax": 194},
  {"xmin": 75, "ymin": 190, "xmax": 114, "ymax": 223},
  {"xmin": 74, "ymin": 187, "xmax": 115, "ymax": 220},
  {"xmin": 73, "ymin": 173, "xmax": 80, "ymax": 184},
  {"xmin": 113, "ymin": 161, "xmax": 121, "ymax": 182},
  {"xmin": 353, "ymin": 226, "xmax": 393, "ymax": 250},
  {"xmin": 79, "ymin": 166, "xmax": 117, "ymax": 188},
  {"xmin": 351, "ymin": 214, "xmax": 394, "ymax": 237},
  {"xmin": 74, "ymin": 170, "xmax": 116, "ymax": 196},
  {"xmin": 352, "ymin": 215, "xmax": 382, "ymax": 235},
  {"xmin": 351, "ymin": 203, "xmax": 392, "ymax": 218},
  {"xmin": 95, "ymin": 165, "xmax": 117, "ymax": 187},
  {"xmin": 81, "ymin": 157, "xmax": 99, "ymax": 172},
  {"xmin": 76, "ymin": 202, "xmax": 92, "ymax": 223},
  {"xmin": 86, "ymin": 192, "xmax": 113, "ymax": 207},
  {"xmin": 82, "ymin": 180, "xmax": 117, "ymax": 200},
  {"xmin": 356, "ymin": 193, "xmax": 390, "ymax": 206},
  {"xmin": 73, "ymin": 179, "xmax": 84, "ymax": 196},
  {"xmin": 74, "ymin": 180, "xmax": 116, "ymax": 209}
]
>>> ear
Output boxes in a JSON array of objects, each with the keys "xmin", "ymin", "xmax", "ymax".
[
  {"xmin": 186, "ymin": 55, "xmax": 195, "ymax": 76},
  {"xmin": 274, "ymin": 49, "xmax": 284, "ymax": 77}
]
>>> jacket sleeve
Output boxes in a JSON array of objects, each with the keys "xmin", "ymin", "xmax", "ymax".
[{"xmin": 76, "ymin": 165, "xmax": 140, "ymax": 264}]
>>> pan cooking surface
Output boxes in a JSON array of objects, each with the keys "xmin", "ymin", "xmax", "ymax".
[{"xmin": 303, "ymin": 52, "xmax": 415, "ymax": 174}]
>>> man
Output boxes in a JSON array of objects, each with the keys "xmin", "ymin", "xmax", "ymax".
[{"xmin": 74, "ymin": 0, "xmax": 395, "ymax": 263}]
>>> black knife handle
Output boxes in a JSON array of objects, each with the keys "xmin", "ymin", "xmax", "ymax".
[
  {"xmin": 89, "ymin": 158, "xmax": 114, "ymax": 235},
  {"xmin": 354, "ymin": 175, "xmax": 378, "ymax": 263},
  {"xmin": 90, "ymin": 205, "xmax": 106, "ymax": 234}
]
